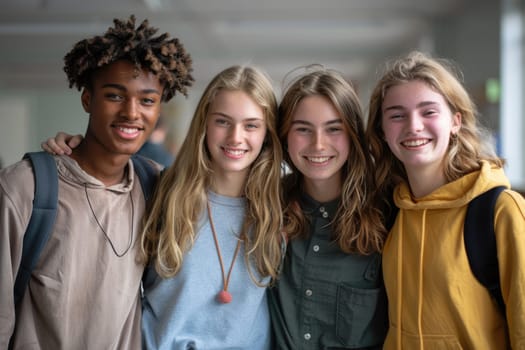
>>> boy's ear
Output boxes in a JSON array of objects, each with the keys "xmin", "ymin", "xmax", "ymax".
[{"xmin": 81, "ymin": 90, "xmax": 91, "ymax": 112}]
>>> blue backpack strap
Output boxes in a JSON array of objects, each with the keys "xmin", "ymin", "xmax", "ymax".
[
  {"xmin": 464, "ymin": 186, "xmax": 506, "ymax": 317},
  {"xmin": 14, "ymin": 152, "xmax": 58, "ymax": 307},
  {"xmin": 131, "ymin": 154, "xmax": 158, "ymax": 201},
  {"xmin": 132, "ymin": 155, "xmax": 162, "ymax": 294}
]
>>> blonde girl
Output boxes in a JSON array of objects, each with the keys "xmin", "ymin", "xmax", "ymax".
[
  {"xmin": 140, "ymin": 65, "xmax": 283, "ymax": 349},
  {"xmin": 366, "ymin": 51, "xmax": 525, "ymax": 349}
]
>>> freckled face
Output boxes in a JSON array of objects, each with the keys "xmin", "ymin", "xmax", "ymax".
[
  {"xmin": 205, "ymin": 90, "xmax": 267, "ymax": 179},
  {"xmin": 81, "ymin": 60, "xmax": 163, "ymax": 157},
  {"xmin": 381, "ymin": 80, "xmax": 461, "ymax": 176}
]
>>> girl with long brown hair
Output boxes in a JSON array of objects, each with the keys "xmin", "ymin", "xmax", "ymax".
[{"xmin": 268, "ymin": 66, "xmax": 388, "ymax": 349}]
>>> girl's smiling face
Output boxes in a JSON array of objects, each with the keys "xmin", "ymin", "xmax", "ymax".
[
  {"xmin": 206, "ymin": 89, "xmax": 267, "ymax": 181},
  {"xmin": 286, "ymin": 95, "xmax": 349, "ymax": 197},
  {"xmin": 381, "ymin": 80, "xmax": 461, "ymax": 179}
]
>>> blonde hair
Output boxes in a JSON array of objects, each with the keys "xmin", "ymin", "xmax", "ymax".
[
  {"xmin": 366, "ymin": 51, "xmax": 504, "ymax": 197},
  {"xmin": 279, "ymin": 66, "xmax": 386, "ymax": 254},
  {"xmin": 141, "ymin": 65, "xmax": 283, "ymax": 283}
]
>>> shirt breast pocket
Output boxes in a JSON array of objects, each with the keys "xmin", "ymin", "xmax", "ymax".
[{"xmin": 335, "ymin": 284, "xmax": 387, "ymax": 347}]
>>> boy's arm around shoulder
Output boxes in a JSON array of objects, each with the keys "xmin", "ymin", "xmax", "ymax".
[
  {"xmin": 0, "ymin": 160, "xmax": 36, "ymax": 346},
  {"xmin": 494, "ymin": 189, "xmax": 525, "ymax": 348}
]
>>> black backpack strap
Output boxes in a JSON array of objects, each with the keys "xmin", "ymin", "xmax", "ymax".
[
  {"xmin": 14, "ymin": 152, "xmax": 58, "ymax": 307},
  {"xmin": 464, "ymin": 186, "xmax": 506, "ymax": 316},
  {"xmin": 385, "ymin": 205, "xmax": 399, "ymax": 231},
  {"xmin": 131, "ymin": 155, "xmax": 158, "ymax": 202},
  {"xmin": 385, "ymin": 192, "xmax": 399, "ymax": 231}
]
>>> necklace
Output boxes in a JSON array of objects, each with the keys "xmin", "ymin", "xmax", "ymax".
[
  {"xmin": 206, "ymin": 200, "xmax": 242, "ymax": 304},
  {"xmin": 84, "ymin": 184, "xmax": 134, "ymax": 258}
]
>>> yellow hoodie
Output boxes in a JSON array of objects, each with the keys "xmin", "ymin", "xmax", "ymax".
[{"xmin": 383, "ymin": 161, "xmax": 525, "ymax": 349}]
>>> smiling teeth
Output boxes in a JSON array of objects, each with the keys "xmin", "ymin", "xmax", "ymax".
[
  {"xmin": 118, "ymin": 127, "xmax": 138, "ymax": 134},
  {"xmin": 225, "ymin": 149, "xmax": 245, "ymax": 156},
  {"xmin": 308, "ymin": 156, "xmax": 330, "ymax": 163},
  {"xmin": 403, "ymin": 139, "xmax": 429, "ymax": 147}
]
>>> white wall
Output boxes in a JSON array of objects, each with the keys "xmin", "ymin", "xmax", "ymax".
[
  {"xmin": 0, "ymin": 98, "xmax": 30, "ymax": 167},
  {"xmin": 0, "ymin": 90, "xmax": 87, "ymax": 168}
]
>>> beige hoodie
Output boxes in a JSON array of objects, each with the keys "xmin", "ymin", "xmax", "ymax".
[{"xmin": 0, "ymin": 155, "xmax": 155, "ymax": 350}]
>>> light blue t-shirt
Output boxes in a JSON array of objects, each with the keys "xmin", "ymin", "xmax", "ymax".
[{"xmin": 142, "ymin": 191, "xmax": 271, "ymax": 350}]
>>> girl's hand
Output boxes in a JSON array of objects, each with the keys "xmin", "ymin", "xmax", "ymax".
[{"xmin": 41, "ymin": 132, "xmax": 83, "ymax": 155}]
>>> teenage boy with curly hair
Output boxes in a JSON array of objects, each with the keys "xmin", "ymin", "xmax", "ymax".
[{"xmin": 0, "ymin": 15, "xmax": 193, "ymax": 349}]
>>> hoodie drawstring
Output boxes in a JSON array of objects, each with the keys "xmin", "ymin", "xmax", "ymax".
[
  {"xmin": 417, "ymin": 209, "xmax": 427, "ymax": 349},
  {"xmin": 396, "ymin": 210, "xmax": 403, "ymax": 350},
  {"xmin": 396, "ymin": 208, "xmax": 428, "ymax": 350}
]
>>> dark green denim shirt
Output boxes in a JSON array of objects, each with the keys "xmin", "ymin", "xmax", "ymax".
[{"xmin": 268, "ymin": 193, "xmax": 388, "ymax": 349}]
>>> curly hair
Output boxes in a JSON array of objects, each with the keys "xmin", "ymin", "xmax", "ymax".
[{"xmin": 63, "ymin": 15, "xmax": 193, "ymax": 102}]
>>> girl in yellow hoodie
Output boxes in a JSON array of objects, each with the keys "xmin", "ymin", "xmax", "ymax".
[{"xmin": 366, "ymin": 51, "xmax": 525, "ymax": 349}]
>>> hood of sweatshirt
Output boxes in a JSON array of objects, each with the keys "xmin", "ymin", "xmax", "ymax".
[
  {"xmin": 56, "ymin": 155, "xmax": 135, "ymax": 193},
  {"xmin": 394, "ymin": 161, "xmax": 510, "ymax": 211}
]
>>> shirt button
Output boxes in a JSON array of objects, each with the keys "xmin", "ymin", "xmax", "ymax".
[
  {"xmin": 305, "ymin": 289, "xmax": 313, "ymax": 297},
  {"xmin": 322, "ymin": 211, "xmax": 328, "ymax": 218},
  {"xmin": 313, "ymin": 245, "xmax": 320, "ymax": 252},
  {"xmin": 304, "ymin": 333, "xmax": 311, "ymax": 340},
  {"xmin": 319, "ymin": 206, "xmax": 325, "ymax": 213}
]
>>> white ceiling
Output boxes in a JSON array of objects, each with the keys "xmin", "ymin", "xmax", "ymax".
[{"xmin": 0, "ymin": 0, "xmax": 470, "ymax": 92}]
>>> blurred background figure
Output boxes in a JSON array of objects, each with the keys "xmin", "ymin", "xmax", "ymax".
[{"xmin": 137, "ymin": 116, "xmax": 175, "ymax": 167}]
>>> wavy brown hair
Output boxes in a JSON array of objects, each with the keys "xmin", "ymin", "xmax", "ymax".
[
  {"xmin": 63, "ymin": 15, "xmax": 193, "ymax": 102},
  {"xmin": 279, "ymin": 67, "xmax": 386, "ymax": 254},
  {"xmin": 366, "ymin": 51, "xmax": 504, "ymax": 199},
  {"xmin": 141, "ymin": 65, "xmax": 283, "ymax": 283}
]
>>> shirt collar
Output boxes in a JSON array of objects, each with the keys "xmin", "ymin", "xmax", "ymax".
[{"xmin": 299, "ymin": 191, "xmax": 340, "ymax": 220}]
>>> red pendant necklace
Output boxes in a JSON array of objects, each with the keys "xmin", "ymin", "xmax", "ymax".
[{"xmin": 207, "ymin": 200, "xmax": 242, "ymax": 304}]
